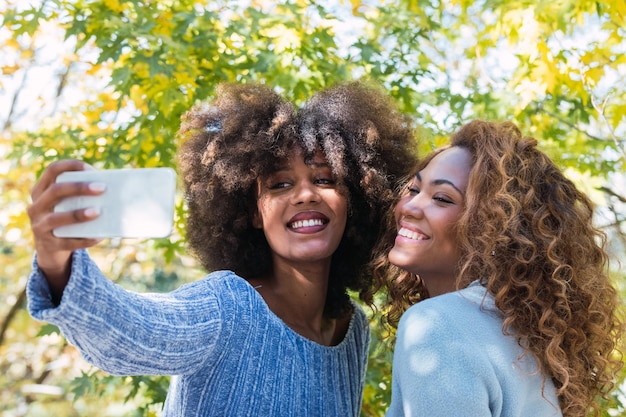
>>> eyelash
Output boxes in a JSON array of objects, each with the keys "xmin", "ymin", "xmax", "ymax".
[
  {"xmin": 434, "ymin": 196, "xmax": 453, "ymax": 204},
  {"xmin": 316, "ymin": 177, "xmax": 335, "ymax": 185},
  {"xmin": 269, "ymin": 182, "xmax": 289, "ymax": 190},
  {"xmin": 407, "ymin": 186, "xmax": 453, "ymax": 204}
]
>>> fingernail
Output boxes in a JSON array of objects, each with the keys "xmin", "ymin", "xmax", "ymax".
[
  {"xmin": 88, "ymin": 182, "xmax": 107, "ymax": 192},
  {"xmin": 84, "ymin": 207, "xmax": 101, "ymax": 218}
]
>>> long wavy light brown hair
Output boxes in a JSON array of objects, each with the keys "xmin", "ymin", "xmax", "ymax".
[
  {"xmin": 176, "ymin": 82, "xmax": 418, "ymax": 319},
  {"xmin": 370, "ymin": 120, "xmax": 623, "ymax": 417}
]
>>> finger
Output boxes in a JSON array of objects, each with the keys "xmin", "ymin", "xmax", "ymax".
[
  {"xmin": 49, "ymin": 211, "xmax": 103, "ymax": 248},
  {"xmin": 37, "ymin": 236, "xmax": 102, "ymax": 253},
  {"xmin": 29, "ymin": 204, "xmax": 100, "ymax": 249},
  {"xmin": 31, "ymin": 206, "xmax": 101, "ymax": 235},
  {"xmin": 31, "ymin": 160, "xmax": 89, "ymax": 201},
  {"xmin": 62, "ymin": 206, "xmax": 102, "ymax": 225},
  {"xmin": 29, "ymin": 180, "xmax": 106, "ymax": 223},
  {"xmin": 47, "ymin": 237, "xmax": 102, "ymax": 251}
]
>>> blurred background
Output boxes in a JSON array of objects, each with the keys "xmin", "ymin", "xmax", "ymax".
[{"xmin": 1, "ymin": 0, "xmax": 625, "ymax": 416}]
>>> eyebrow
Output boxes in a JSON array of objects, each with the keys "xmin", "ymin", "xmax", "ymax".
[{"xmin": 414, "ymin": 172, "xmax": 464, "ymax": 195}]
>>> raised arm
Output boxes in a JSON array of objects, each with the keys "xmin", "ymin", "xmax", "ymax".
[{"xmin": 27, "ymin": 159, "xmax": 104, "ymax": 303}]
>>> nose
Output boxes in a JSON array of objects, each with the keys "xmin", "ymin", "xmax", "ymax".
[
  {"xmin": 397, "ymin": 193, "xmax": 425, "ymax": 219},
  {"xmin": 292, "ymin": 180, "xmax": 320, "ymax": 205}
]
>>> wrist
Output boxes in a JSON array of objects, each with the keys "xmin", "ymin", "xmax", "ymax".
[{"xmin": 36, "ymin": 251, "xmax": 73, "ymax": 302}]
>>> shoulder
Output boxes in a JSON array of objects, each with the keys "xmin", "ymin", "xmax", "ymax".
[
  {"xmin": 350, "ymin": 300, "xmax": 368, "ymax": 326},
  {"xmin": 349, "ymin": 300, "xmax": 370, "ymax": 338},
  {"xmin": 401, "ymin": 281, "xmax": 497, "ymax": 322},
  {"xmin": 396, "ymin": 282, "xmax": 500, "ymax": 354},
  {"xmin": 392, "ymin": 284, "xmax": 501, "ymax": 393},
  {"xmin": 330, "ymin": 300, "xmax": 370, "ymax": 352},
  {"xmin": 172, "ymin": 271, "xmax": 265, "ymax": 316},
  {"xmin": 338, "ymin": 300, "xmax": 370, "ymax": 361},
  {"xmin": 175, "ymin": 270, "xmax": 253, "ymax": 296}
]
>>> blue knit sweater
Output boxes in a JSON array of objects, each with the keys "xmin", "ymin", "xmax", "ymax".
[
  {"xmin": 386, "ymin": 281, "xmax": 562, "ymax": 417},
  {"xmin": 27, "ymin": 250, "xmax": 370, "ymax": 416}
]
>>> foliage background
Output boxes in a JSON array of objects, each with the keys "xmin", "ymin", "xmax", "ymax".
[{"xmin": 1, "ymin": 0, "xmax": 625, "ymax": 416}]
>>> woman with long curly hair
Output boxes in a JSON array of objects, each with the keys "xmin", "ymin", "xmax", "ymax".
[
  {"xmin": 26, "ymin": 82, "xmax": 418, "ymax": 416},
  {"xmin": 370, "ymin": 120, "xmax": 623, "ymax": 417}
]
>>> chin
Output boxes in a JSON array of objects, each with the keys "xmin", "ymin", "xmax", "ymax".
[{"xmin": 387, "ymin": 248, "xmax": 418, "ymax": 272}]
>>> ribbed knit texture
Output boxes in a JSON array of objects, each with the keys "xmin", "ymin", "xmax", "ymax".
[
  {"xmin": 386, "ymin": 281, "xmax": 562, "ymax": 417},
  {"xmin": 27, "ymin": 249, "xmax": 370, "ymax": 417}
]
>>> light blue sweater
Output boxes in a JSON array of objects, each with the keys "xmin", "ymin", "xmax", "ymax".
[
  {"xmin": 386, "ymin": 281, "xmax": 562, "ymax": 417},
  {"xmin": 27, "ymin": 250, "xmax": 370, "ymax": 416}
]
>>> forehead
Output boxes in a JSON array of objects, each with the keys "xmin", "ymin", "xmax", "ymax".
[{"xmin": 418, "ymin": 146, "xmax": 472, "ymax": 188}]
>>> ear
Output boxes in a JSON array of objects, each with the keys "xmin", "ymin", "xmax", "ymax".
[
  {"xmin": 252, "ymin": 210, "xmax": 263, "ymax": 229},
  {"xmin": 252, "ymin": 180, "xmax": 264, "ymax": 229}
]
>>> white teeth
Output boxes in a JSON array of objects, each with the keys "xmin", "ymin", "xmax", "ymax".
[
  {"xmin": 398, "ymin": 227, "xmax": 427, "ymax": 240},
  {"xmin": 290, "ymin": 219, "xmax": 324, "ymax": 229}
]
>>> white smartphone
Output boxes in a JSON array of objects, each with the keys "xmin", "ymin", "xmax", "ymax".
[{"xmin": 53, "ymin": 167, "xmax": 177, "ymax": 239}]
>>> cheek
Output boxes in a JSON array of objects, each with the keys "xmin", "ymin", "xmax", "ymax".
[
  {"xmin": 329, "ymin": 190, "xmax": 349, "ymax": 222},
  {"xmin": 440, "ymin": 216, "xmax": 463, "ymax": 249}
]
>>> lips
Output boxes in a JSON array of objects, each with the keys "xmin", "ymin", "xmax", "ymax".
[{"xmin": 287, "ymin": 211, "xmax": 329, "ymax": 230}]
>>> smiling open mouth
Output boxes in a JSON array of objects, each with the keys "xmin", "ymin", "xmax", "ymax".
[
  {"xmin": 289, "ymin": 219, "xmax": 327, "ymax": 229},
  {"xmin": 398, "ymin": 227, "xmax": 429, "ymax": 240}
]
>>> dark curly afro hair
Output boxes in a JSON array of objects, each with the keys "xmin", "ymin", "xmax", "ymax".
[{"xmin": 176, "ymin": 81, "xmax": 419, "ymax": 318}]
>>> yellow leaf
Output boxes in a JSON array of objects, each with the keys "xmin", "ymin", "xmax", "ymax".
[
  {"xmin": 259, "ymin": 25, "xmax": 301, "ymax": 53},
  {"xmin": 613, "ymin": 0, "xmax": 626, "ymax": 25},
  {"xmin": 86, "ymin": 63, "xmax": 105, "ymax": 76},
  {"xmin": 130, "ymin": 84, "xmax": 148, "ymax": 113},
  {"xmin": 131, "ymin": 61, "xmax": 150, "ymax": 79},
  {"xmin": 155, "ymin": 11, "xmax": 175, "ymax": 35},
  {"xmin": 4, "ymin": 38, "xmax": 20, "ymax": 49},
  {"xmin": 348, "ymin": 0, "xmax": 362, "ymax": 15},
  {"xmin": 97, "ymin": 93, "xmax": 119, "ymax": 112},
  {"xmin": 2, "ymin": 65, "xmax": 20, "ymax": 75},
  {"xmin": 583, "ymin": 66, "xmax": 605, "ymax": 87},
  {"xmin": 103, "ymin": 0, "xmax": 124, "ymax": 13}
]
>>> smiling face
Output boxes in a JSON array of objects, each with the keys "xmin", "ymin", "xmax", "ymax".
[
  {"xmin": 388, "ymin": 146, "xmax": 472, "ymax": 297},
  {"xmin": 253, "ymin": 149, "xmax": 348, "ymax": 271}
]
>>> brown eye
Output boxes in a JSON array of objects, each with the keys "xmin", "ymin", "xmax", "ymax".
[
  {"xmin": 315, "ymin": 177, "xmax": 335, "ymax": 186},
  {"xmin": 269, "ymin": 182, "xmax": 291, "ymax": 190}
]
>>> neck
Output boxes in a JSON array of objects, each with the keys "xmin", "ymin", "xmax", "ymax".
[
  {"xmin": 251, "ymin": 258, "xmax": 345, "ymax": 345},
  {"xmin": 421, "ymin": 273, "xmax": 457, "ymax": 298}
]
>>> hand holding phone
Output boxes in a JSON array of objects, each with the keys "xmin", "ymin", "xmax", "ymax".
[{"xmin": 53, "ymin": 168, "xmax": 177, "ymax": 239}]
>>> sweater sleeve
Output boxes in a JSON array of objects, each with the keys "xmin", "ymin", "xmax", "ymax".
[
  {"xmin": 27, "ymin": 249, "xmax": 224, "ymax": 376},
  {"xmin": 386, "ymin": 299, "xmax": 497, "ymax": 417}
]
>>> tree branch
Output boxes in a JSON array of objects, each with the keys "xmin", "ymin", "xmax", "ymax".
[
  {"xmin": 0, "ymin": 286, "xmax": 26, "ymax": 346},
  {"xmin": 598, "ymin": 186, "xmax": 626, "ymax": 204},
  {"xmin": 533, "ymin": 101, "xmax": 614, "ymax": 144}
]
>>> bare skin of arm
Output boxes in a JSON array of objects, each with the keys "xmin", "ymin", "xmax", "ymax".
[{"xmin": 27, "ymin": 159, "xmax": 104, "ymax": 303}]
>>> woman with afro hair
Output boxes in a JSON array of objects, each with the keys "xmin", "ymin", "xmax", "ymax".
[
  {"xmin": 370, "ymin": 119, "xmax": 623, "ymax": 417},
  {"xmin": 26, "ymin": 81, "xmax": 419, "ymax": 416}
]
